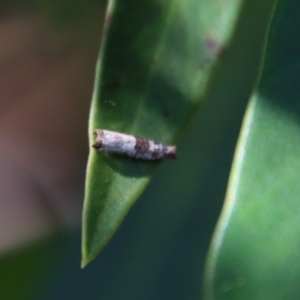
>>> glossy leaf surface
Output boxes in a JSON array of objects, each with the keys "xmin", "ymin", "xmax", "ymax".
[
  {"xmin": 205, "ymin": 1, "xmax": 300, "ymax": 299},
  {"xmin": 82, "ymin": 0, "xmax": 243, "ymax": 266}
]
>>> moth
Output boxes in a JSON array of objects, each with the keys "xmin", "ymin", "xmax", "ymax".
[{"xmin": 92, "ymin": 129, "xmax": 176, "ymax": 160}]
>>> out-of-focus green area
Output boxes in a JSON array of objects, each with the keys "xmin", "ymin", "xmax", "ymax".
[
  {"xmin": 205, "ymin": 1, "xmax": 300, "ymax": 299},
  {"xmin": 0, "ymin": 0, "xmax": 276, "ymax": 299},
  {"xmin": 0, "ymin": 235, "xmax": 67, "ymax": 300},
  {"xmin": 0, "ymin": 0, "xmax": 102, "ymax": 23}
]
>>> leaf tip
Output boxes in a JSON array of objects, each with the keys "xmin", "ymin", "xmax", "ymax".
[
  {"xmin": 81, "ymin": 256, "xmax": 89, "ymax": 269},
  {"xmin": 81, "ymin": 247, "xmax": 98, "ymax": 268}
]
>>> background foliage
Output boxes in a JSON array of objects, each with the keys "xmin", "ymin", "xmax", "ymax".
[
  {"xmin": 205, "ymin": 1, "xmax": 300, "ymax": 299},
  {"xmin": 3, "ymin": 0, "xmax": 297, "ymax": 299}
]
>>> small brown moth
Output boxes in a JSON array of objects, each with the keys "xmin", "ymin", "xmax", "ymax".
[{"xmin": 92, "ymin": 129, "xmax": 176, "ymax": 160}]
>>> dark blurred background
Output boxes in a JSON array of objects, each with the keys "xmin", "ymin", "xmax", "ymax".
[{"xmin": 0, "ymin": 1, "xmax": 275, "ymax": 299}]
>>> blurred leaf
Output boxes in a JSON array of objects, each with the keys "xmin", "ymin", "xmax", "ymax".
[
  {"xmin": 0, "ymin": 235, "xmax": 66, "ymax": 300},
  {"xmin": 29, "ymin": 0, "xmax": 104, "ymax": 24},
  {"xmin": 82, "ymin": 0, "xmax": 244, "ymax": 266},
  {"xmin": 204, "ymin": 0, "xmax": 300, "ymax": 299}
]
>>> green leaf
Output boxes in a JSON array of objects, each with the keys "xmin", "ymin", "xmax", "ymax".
[
  {"xmin": 82, "ymin": 0, "xmax": 244, "ymax": 267},
  {"xmin": 204, "ymin": 0, "xmax": 300, "ymax": 299}
]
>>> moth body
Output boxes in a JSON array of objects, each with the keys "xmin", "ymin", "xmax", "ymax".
[{"xmin": 92, "ymin": 129, "xmax": 176, "ymax": 160}]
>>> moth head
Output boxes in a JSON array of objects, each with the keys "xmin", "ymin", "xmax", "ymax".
[{"xmin": 92, "ymin": 129, "xmax": 103, "ymax": 149}]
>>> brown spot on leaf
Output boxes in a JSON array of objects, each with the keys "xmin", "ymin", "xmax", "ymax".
[{"xmin": 205, "ymin": 37, "xmax": 225, "ymax": 57}]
